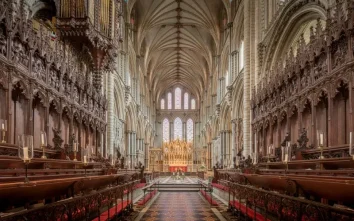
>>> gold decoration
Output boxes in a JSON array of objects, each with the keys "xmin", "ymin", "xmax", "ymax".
[{"xmin": 163, "ymin": 139, "xmax": 193, "ymax": 166}]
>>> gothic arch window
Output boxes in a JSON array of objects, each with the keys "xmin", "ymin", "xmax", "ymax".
[
  {"xmin": 175, "ymin": 87, "xmax": 181, "ymax": 109},
  {"xmin": 191, "ymin": 99, "xmax": 196, "ymax": 110},
  {"xmin": 174, "ymin": 117, "xmax": 182, "ymax": 139},
  {"xmin": 161, "ymin": 99, "xmax": 165, "ymax": 109},
  {"xmin": 167, "ymin": 92, "xmax": 172, "ymax": 109},
  {"xmin": 184, "ymin": 92, "xmax": 189, "ymax": 109},
  {"xmin": 187, "ymin": 119, "xmax": 194, "ymax": 142},
  {"xmin": 163, "ymin": 118, "xmax": 169, "ymax": 142}
]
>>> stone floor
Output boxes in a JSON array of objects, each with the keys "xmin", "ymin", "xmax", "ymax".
[
  {"xmin": 138, "ymin": 192, "xmax": 222, "ymax": 221},
  {"xmin": 159, "ymin": 176, "xmax": 199, "ymax": 184}
]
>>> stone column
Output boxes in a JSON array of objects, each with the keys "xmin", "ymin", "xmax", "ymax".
[
  {"xmin": 243, "ymin": 0, "xmax": 252, "ymax": 158},
  {"xmin": 208, "ymin": 142, "xmax": 212, "ymax": 170},
  {"xmin": 127, "ymin": 131, "xmax": 131, "ymax": 168},
  {"xmin": 132, "ymin": 132, "xmax": 137, "ymax": 167},
  {"xmin": 231, "ymin": 120, "xmax": 237, "ymax": 166},
  {"xmin": 183, "ymin": 122, "xmax": 186, "ymax": 141},
  {"xmin": 106, "ymin": 69, "xmax": 115, "ymax": 157},
  {"xmin": 170, "ymin": 121, "xmax": 173, "ymax": 140},
  {"xmin": 226, "ymin": 130, "xmax": 231, "ymax": 168},
  {"xmin": 145, "ymin": 143, "xmax": 149, "ymax": 168},
  {"xmin": 220, "ymin": 131, "xmax": 224, "ymax": 167}
]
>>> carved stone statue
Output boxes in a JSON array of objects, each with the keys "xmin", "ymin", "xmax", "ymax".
[
  {"xmin": 297, "ymin": 128, "xmax": 309, "ymax": 149},
  {"xmin": 52, "ymin": 128, "xmax": 64, "ymax": 150},
  {"xmin": 281, "ymin": 132, "xmax": 290, "ymax": 147},
  {"xmin": 120, "ymin": 156, "xmax": 125, "ymax": 169},
  {"xmin": 64, "ymin": 133, "xmax": 76, "ymax": 158}
]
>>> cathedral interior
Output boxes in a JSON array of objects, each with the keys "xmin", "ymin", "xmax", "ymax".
[{"xmin": 1, "ymin": 0, "xmax": 354, "ymax": 220}]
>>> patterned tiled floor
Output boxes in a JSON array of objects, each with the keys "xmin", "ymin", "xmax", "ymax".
[
  {"xmin": 140, "ymin": 192, "xmax": 221, "ymax": 221},
  {"xmin": 160, "ymin": 176, "xmax": 199, "ymax": 184}
]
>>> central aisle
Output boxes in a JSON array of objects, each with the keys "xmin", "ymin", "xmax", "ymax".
[{"xmin": 140, "ymin": 192, "xmax": 221, "ymax": 221}]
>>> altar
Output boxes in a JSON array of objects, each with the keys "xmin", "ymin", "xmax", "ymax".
[{"xmin": 169, "ymin": 166, "xmax": 187, "ymax": 172}]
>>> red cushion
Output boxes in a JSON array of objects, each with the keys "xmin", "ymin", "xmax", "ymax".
[
  {"xmin": 92, "ymin": 200, "xmax": 131, "ymax": 221},
  {"xmin": 230, "ymin": 200, "xmax": 270, "ymax": 221}
]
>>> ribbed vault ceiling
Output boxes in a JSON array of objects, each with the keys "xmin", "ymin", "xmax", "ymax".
[{"xmin": 132, "ymin": 0, "xmax": 226, "ymax": 103}]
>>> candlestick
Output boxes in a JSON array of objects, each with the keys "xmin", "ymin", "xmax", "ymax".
[
  {"xmin": 1, "ymin": 119, "xmax": 6, "ymax": 143},
  {"xmin": 40, "ymin": 132, "xmax": 47, "ymax": 159},
  {"xmin": 1, "ymin": 131, "xmax": 5, "ymax": 143}
]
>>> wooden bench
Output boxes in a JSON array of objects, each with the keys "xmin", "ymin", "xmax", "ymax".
[{"xmin": 92, "ymin": 200, "xmax": 131, "ymax": 221}]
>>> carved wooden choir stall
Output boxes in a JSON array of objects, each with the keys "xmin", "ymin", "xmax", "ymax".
[
  {"xmin": 0, "ymin": 1, "xmax": 145, "ymax": 221},
  {"xmin": 213, "ymin": 1, "xmax": 354, "ymax": 221}
]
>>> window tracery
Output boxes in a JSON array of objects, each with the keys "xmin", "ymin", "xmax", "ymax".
[
  {"xmin": 161, "ymin": 99, "xmax": 165, "ymax": 109},
  {"xmin": 184, "ymin": 92, "xmax": 189, "ymax": 109},
  {"xmin": 163, "ymin": 118, "xmax": 169, "ymax": 142},
  {"xmin": 168, "ymin": 93, "xmax": 172, "ymax": 109},
  {"xmin": 175, "ymin": 87, "xmax": 181, "ymax": 109},
  {"xmin": 191, "ymin": 99, "xmax": 196, "ymax": 109},
  {"xmin": 187, "ymin": 119, "xmax": 193, "ymax": 142},
  {"xmin": 174, "ymin": 117, "xmax": 182, "ymax": 139}
]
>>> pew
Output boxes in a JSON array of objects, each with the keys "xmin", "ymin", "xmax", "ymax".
[
  {"xmin": 92, "ymin": 200, "xmax": 131, "ymax": 221},
  {"xmin": 229, "ymin": 200, "xmax": 270, "ymax": 221},
  {"xmin": 241, "ymin": 173, "xmax": 354, "ymax": 203}
]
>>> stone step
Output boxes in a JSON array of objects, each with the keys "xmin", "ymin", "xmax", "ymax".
[{"xmin": 157, "ymin": 188, "xmax": 200, "ymax": 192}]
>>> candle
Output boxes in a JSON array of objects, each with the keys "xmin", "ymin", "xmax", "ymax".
[
  {"xmin": 285, "ymin": 153, "xmax": 288, "ymax": 162},
  {"xmin": 1, "ymin": 123, "xmax": 4, "ymax": 130},
  {"xmin": 41, "ymin": 134, "xmax": 45, "ymax": 146},
  {"xmin": 73, "ymin": 143, "xmax": 77, "ymax": 152},
  {"xmin": 320, "ymin": 133, "xmax": 324, "ymax": 146},
  {"xmin": 83, "ymin": 156, "xmax": 87, "ymax": 164},
  {"xmin": 23, "ymin": 147, "xmax": 29, "ymax": 160},
  {"xmin": 91, "ymin": 147, "xmax": 94, "ymax": 155},
  {"xmin": 350, "ymin": 132, "xmax": 352, "ymax": 156}
]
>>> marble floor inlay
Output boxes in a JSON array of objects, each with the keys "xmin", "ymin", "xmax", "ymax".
[{"xmin": 139, "ymin": 192, "xmax": 221, "ymax": 221}]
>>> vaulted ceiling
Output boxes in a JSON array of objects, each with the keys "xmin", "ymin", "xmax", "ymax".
[{"xmin": 129, "ymin": 0, "xmax": 228, "ymax": 103}]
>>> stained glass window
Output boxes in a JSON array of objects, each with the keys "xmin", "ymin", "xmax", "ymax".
[
  {"xmin": 191, "ymin": 99, "xmax": 196, "ymax": 109},
  {"xmin": 184, "ymin": 93, "xmax": 189, "ymax": 109},
  {"xmin": 187, "ymin": 119, "xmax": 193, "ymax": 142},
  {"xmin": 161, "ymin": 99, "xmax": 165, "ymax": 109},
  {"xmin": 167, "ymin": 92, "xmax": 172, "ymax": 109},
  {"xmin": 163, "ymin": 118, "xmax": 169, "ymax": 142},
  {"xmin": 174, "ymin": 117, "xmax": 182, "ymax": 139},
  {"xmin": 175, "ymin": 87, "xmax": 181, "ymax": 109}
]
